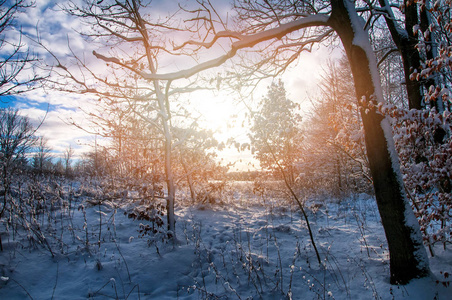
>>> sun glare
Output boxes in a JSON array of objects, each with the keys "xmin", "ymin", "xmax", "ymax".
[
  {"xmin": 188, "ymin": 90, "xmax": 259, "ymax": 171},
  {"xmin": 192, "ymin": 92, "xmax": 241, "ymax": 134}
]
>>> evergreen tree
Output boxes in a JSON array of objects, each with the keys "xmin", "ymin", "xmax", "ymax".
[{"xmin": 250, "ymin": 80, "xmax": 303, "ymax": 184}]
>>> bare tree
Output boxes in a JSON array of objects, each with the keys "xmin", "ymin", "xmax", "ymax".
[
  {"xmin": 0, "ymin": 107, "xmax": 35, "ymax": 187},
  {"xmin": 376, "ymin": 0, "xmax": 425, "ymax": 110},
  {"xmin": 0, "ymin": 107, "xmax": 36, "ymax": 250},
  {"xmin": 63, "ymin": 144, "xmax": 74, "ymax": 176},
  {"xmin": 173, "ymin": 125, "xmax": 224, "ymax": 203},
  {"xmin": 305, "ymin": 57, "xmax": 371, "ymax": 195},
  {"xmin": 0, "ymin": 0, "xmax": 46, "ymax": 96},
  {"xmin": 32, "ymin": 136, "xmax": 52, "ymax": 173},
  {"xmin": 45, "ymin": 0, "xmax": 221, "ymax": 237}
]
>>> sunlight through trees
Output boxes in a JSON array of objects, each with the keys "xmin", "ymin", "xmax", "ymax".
[{"xmin": 0, "ymin": 1, "xmax": 451, "ymax": 296}]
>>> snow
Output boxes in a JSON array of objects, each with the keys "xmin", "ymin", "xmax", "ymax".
[
  {"xmin": 140, "ymin": 14, "xmax": 330, "ymax": 81},
  {"xmin": 380, "ymin": 0, "xmax": 410, "ymax": 40},
  {"xmin": 381, "ymin": 115, "xmax": 431, "ymax": 273},
  {"xmin": 0, "ymin": 181, "xmax": 450, "ymax": 299},
  {"xmin": 345, "ymin": 0, "xmax": 385, "ymax": 107}
]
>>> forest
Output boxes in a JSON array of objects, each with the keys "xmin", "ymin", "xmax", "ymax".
[{"xmin": 0, "ymin": 0, "xmax": 451, "ymax": 299}]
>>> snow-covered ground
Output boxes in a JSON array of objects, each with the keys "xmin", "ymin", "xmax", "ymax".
[{"xmin": 0, "ymin": 180, "xmax": 450, "ymax": 299}]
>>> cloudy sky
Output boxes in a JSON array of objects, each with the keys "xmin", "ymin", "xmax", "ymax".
[{"xmin": 3, "ymin": 0, "xmax": 336, "ymax": 171}]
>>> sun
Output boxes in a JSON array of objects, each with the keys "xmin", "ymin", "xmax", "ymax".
[{"xmin": 190, "ymin": 90, "xmax": 242, "ymax": 135}]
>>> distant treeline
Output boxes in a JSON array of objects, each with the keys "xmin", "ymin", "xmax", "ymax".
[{"xmin": 225, "ymin": 171, "xmax": 262, "ymax": 181}]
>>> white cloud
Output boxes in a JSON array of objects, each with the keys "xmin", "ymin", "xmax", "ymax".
[{"xmin": 18, "ymin": 105, "xmax": 93, "ymax": 158}]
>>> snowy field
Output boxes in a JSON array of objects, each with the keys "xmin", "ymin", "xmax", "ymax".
[{"xmin": 0, "ymin": 179, "xmax": 450, "ymax": 299}]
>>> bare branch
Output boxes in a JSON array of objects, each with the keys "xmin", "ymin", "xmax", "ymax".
[{"xmin": 142, "ymin": 14, "xmax": 330, "ymax": 81}]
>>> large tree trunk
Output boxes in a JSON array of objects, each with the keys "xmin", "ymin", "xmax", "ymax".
[
  {"xmin": 378, "ymin": 0, "xmax": 423, "ymax": 110},
  {"xmin": 329, "ymin": 0, "xmax": 429, "ymax": 284},
  {"xmin": 419, "ymin": 4, "xmax": 444, "ymax": 112}
]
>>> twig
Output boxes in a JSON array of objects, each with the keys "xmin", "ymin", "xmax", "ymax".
[
  {"xmin": 265, "ymin": 140, "xmax": 322, "ymax": 265},
  {"xmin": 51, "ymin": 261, "xmax": 59, "ymax": 300},
  {"xmin": 125, "ymin": 284, "xmax": 141, "ymax": 300},
  {"xmin": 114, "ymin": 239, "xmax": 131, "ymax": 282},
  {"xmin": 9, "ymin": 278, "xmax": 34, "ymax": 300}
]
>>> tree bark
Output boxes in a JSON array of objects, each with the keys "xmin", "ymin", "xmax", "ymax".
[
  {"xmin": 419, "ymin": 4, "xmax": 444, "ymax": 112},
  {"xmin": 329, "ymin": 0, "xmax": 429, "ymax": 284},
  {"xmin": 379, "ymin": 0, "xmax": 423, "ymax": 110},
  {"xmin": 157, "ymin": 92, "xmax": 176, "ymax": 236},
  {"xmin": 132, "ymin": 0, "xmax": 177, "ymax": 237},
  {"xmin": 181, "ymin": 156, "xmax": 196, "ymax": 203}
]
